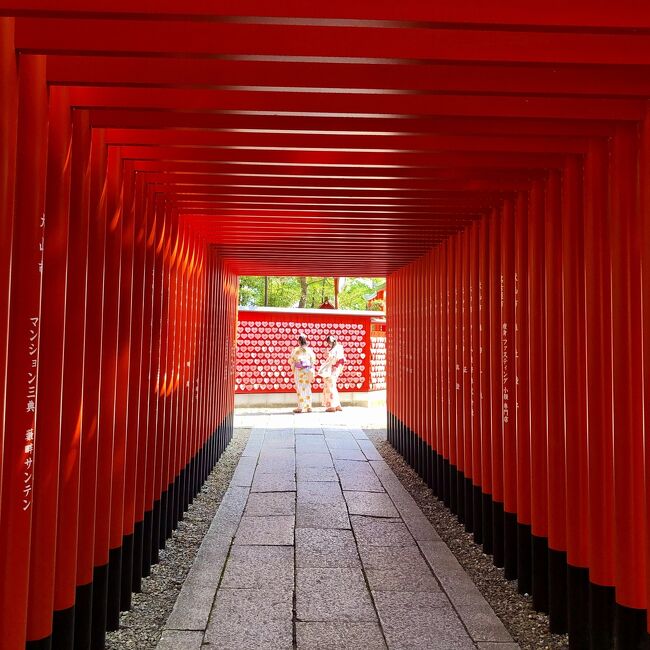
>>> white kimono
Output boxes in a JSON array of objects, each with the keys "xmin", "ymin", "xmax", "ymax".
[
  {"xmin": 319, "ymin": 343, "xmax": 345, "ymax": 409},
  {"xmin": 289, "ymin": 345, "xmax": 316, "ymax": 411}
]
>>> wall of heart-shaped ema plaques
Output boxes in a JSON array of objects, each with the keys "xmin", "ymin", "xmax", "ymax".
[{"xmin": 236, "ymin": 307, "xmax": 386, "ymax": 394}]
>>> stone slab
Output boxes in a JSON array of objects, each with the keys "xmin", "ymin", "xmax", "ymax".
[
  {"xmin": 296, "ymin": 465, "xmax": 339, "ymax": 482},
  {"xmin": 350, "ymin": 515, "xmax": 416, "ymax": 547},
  {"xmin": 230, "ymin": 455, "xmax": 258, "ymax": 487},
  {"xmin": 298, "ymin": 480, "xmax": 344, "ymax": 504},
  {"xmin": 245, "ymin": 491, "xmax": 296, "ymax": 516},
  {"xmin": 157, "ymin": 630, "xmax": 204, "ymax": 650},
  {"xmin": 220, "ymin": 544, "xmax": 294, "ymax": 590},
  {"xmin": 329, "ymin": 447, "xmax": 367, "ymax": 461},
  {"xmin": 296, "ymin": 501, "xmax": 351, "ymax": 529},
  {"xmin": 373, "ymin": 591, "xmax": 475, "ymax": 650},
  {"xmin": 204, "ymin": 589, "xmax": 293, "ymax": 649},
  {"xmin": 296, "ymin": 568, "xmax": 377, "ymax": 622},
  {"xmin": 234, "ymin": 515, "xmax": 295, "ymax": 546},
  {"xmin": 343, "ymin": 491, "xmax": 399, "ymax": 518},
  {"xmin": 295, "ymin": 452, "xmax": 334, "ymax": 469},
  {"xmin": 418, "ymin": 540, "xmax": 514, "ymax": 643},
  {"xmin": 251, "ymin": 473, "xmax": 297, "ymax": 493},
  {"xmin": 357, "ymin": 439, "xmax": 383, "ymax": 461},
  {"xmin": 295, "ymin": 528, "xmax": 361, "ymax": 568},
  {"xmin": 164, "ymin": 582, "xmax": 216, "ymax": 631},
  {"xmin": 296, "ymin": 622, "xmax": 387, "ymax": 650}
]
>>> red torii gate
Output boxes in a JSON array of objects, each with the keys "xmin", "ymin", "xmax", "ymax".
[{"xmin": 1, "ymin": 3, "xmax": 650, "ymax": 649}]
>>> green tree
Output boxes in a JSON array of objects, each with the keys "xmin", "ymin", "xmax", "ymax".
[{"xmin": 238, "ymin": 276, "xmax": 385, "ymax": 310}]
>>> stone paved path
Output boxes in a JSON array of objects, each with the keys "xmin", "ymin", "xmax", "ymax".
[{"xmin": 158, "ymin": 409, "xmax": 519, "ymax": 650}]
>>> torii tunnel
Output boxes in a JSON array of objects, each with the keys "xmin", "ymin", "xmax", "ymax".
[{"xmin": 4, "ymin": 3, "xmax": 650, "ymax": 649}]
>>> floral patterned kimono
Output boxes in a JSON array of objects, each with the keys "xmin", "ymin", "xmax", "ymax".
[
  {"xmin": 289, "ymin": 345, "xmax": 316, "ymax": 412},
  {"xmin": 319, "ymin": 343, "xmax": 345, "ymax": 409}
]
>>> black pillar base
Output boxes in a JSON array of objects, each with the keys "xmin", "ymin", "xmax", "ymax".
[
  {"xmin": 159, "ymin": 489, "xmax": 168, "ymax": 549},
  {"xmin": 120, "ymin": 532, "xmax": 134, "ymax": 610},
  {"xmin": 449, "ymin": 465, "xmax": 458, "ymax": 514},
  {"xmin": 443, "ymin": 458, "xmax": 451, "ymax": 507},
  {"xmin": 567, "ymin": 564, "xmax": 590, "ymax": 650},
  {"xmin": 517, "ymin": 523, "xmax": 532, "ymax": 595},
  {"xmin": 106, "ymin": 545, "xmax": 123, "ymax": 630},
  {"xmin": 615, "ymin": 603, "xmax": 648, "ymax": 650},
  {"xmin": 73, "ymin": 582, "xmax": 92, "ymax": 650},
  {"xmin": 151, "ymin": 499, "xmax": 161, "ymax": 564},
  {"xmin": 132, "ymin": 520, "xmax": 144, "ymax": 593},
  {"xmin": 142, "ymin": 509, "xmax": 153, "ymax": 576},
  {"xmin": 589, "ymin": 582, "xmax": 615, "ymax": 650},
  {"xmin": 456, "ymin": 469, "xmax": 465, "ymax": 523},
  {"xmin": 482, "ymin": 492, "xmax": 493, "ymax": 555},
  {"xmin": 472, "ymin": 485, "xmax": 483, "ymax": 545},
  {"xmin": 464, "ymin": 476, "xmax": 473, "ymax": 533},
  {"xmin": 51, "ymin": 604, "xmax": 75, "ymax": 650},
  {"xmin": 492, "ymin": 500, "xmax": 505, "ymax": 568},
  {"xmin": 548, "ymin": 547, "xmax": 568, "ymax": 633},
  {"xmin": 531, "ymin": 534, "xmax": 549, "ymax": 613},
  {"xmin": 26, "ymin": 635, "xmax": 52, "ymax": 650},
  {"xmin": 90, "ymin": 563, "xmax": 109, "ymax": 650},
  {"xmin": 503, "ymin": 511, "xmax": 518, "ymax": 580}
]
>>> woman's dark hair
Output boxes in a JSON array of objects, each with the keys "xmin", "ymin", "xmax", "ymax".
[
  {"xmin": 298, "ymin": 334, "xmax": 308, "ymax": 346},
  {"xmin": 326, "ymin": 334, "xmax": 337, "ymax": 344}
]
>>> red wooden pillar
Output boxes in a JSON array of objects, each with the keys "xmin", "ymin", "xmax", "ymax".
[
  {"xmin": 52, "ymin": 108, "xmax": 91, "ymax": 649},
  {"xmin": 639, "ymin": 102, "xmax": 650, "ymax": 631},
  {"xmin": 454, "ymin": 234, "xmax": 465, "ymax": 522},
  {"xmin": 544, "ymin": 168, "xmax": 568, "ymax": 633},
  {"xmin": 123, "ymin": 170, "xmax": 147, "ymax": 602},
  {"xmin": 92, "ymin": 145, "xmax": 123, "ymax": 648},
  {"xmin": 107, "ymin": 149, "xmax": 134, "ymax": 629},
  {"xmin": 152, "ymin": 201, "xmax": 171, "ymax": 561},
  {"xmin": 143, "ymin": 197, "xmax": 165, "ymax": 574},
  {"xmin": 449, "ymin": 237, "xmax": 459, "ymax": 514},
  {"xmin": 0, "ymin": 53, "xmax": 47, "ymax": 650},
  {"xmin": 561, "ymin": 155, "xmax": 590, "ymax": 646},
  {"xmin": 500, "ymin": 198, "xmax": 517, "ymax": 580},
  {"xmin": 462, "ymin": 229, "xmax": 473, "ymax": 533},
  {"xmin": 583, "ymin": 140, "xmax": 616, "ymax": 645},
  {"xmin": 440, "ymin": 243, "xmax": 450, "ymax": 507},
  {"xmin": 173, "ymin": 225, "xmax": 189, "ymax": 519},
  {"xmin": 427, "ymin": 250, "xmax": 436, "ymax": 491},
  {"xmin": 514, "ymin": 191, "xmax": 531, "ymax": 595},
  {"xmin": 478, "ymin": 216, "xmax": 492, "ymax": 554},
  {"xmin": 26, "ymin": 85, "xmax": 72, "ymax": 647},
  {"xmin": 173, "ymin": 225, "xmax": 190, "ymax": 524},
  {"xmin": 184, "ymin": 236, "xmax": 200, "ymax": 508},
  {"xmin": 434, "ymin": 248, "xmax": 444, "ymax": 499},
  {"xmin": 489, "ymin": 207, "xmax": 503, "ymax": 567},
  {"xmin": 74, "ymin": 127, "xmax": 107, "ymax": 649},
  {"xmin": 431, "ymin": 248, "xmax": 441, "ymax": 498},
  {"xmin": 528, "ymin": 178, "xmax": 548, "ymax": 613},
  {"xmin": 163, "ymin": 218, "xmax": 181, "ymax": 540},
  {"xmin": 418, "ymin": 255, "xmax": 426, "ymax": 480},
  {"xmin": 642, "ymin": 103, "xmax": 650, "ymax": 637},
  {"xmin": 610, "ymin": 125, "xmax": 647, "ymax": 644},
  {"xmin": 0, "ymin": 18, "xmax": 18, "ymax": 510},
  {"xmin": 470, "ymin": 223, "xmax": 482, "ymax": 544}
]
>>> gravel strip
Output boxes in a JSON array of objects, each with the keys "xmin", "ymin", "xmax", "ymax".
[
  {"xmin": 105, "ymin": 428, "xmax": 250, "ymax": 650},
  {"xmin": 366, "ymin": 429, "xmax": 569, "ymax": 650}
]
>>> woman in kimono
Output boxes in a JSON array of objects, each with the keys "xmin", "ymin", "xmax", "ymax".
[
  {"xmin": 319, "ymin": 334, "xmax": 345, "ymax": 412},
  {"xmin": 288, "ymin": 334, "xmax": 316, "ymax": 413}
]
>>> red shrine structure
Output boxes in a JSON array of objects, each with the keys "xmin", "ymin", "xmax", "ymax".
[{"xmin": 1, "ymin": 3, "xmax": 650, "ymax": 649}]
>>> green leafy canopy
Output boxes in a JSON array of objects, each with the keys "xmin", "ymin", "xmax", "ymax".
[{"xmin": 238, "ymin": 276, "xmax": 385, "ymax": 311}]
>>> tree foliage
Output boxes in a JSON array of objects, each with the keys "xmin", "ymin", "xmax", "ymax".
[{"xmin": 238, "ymin": 276, "xmax": 385, "ymax": 311}]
